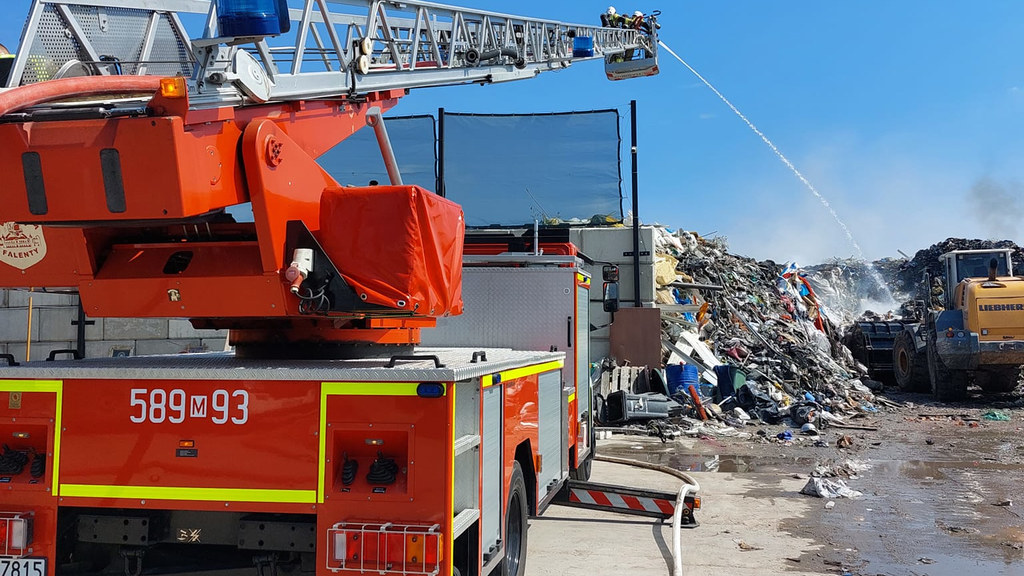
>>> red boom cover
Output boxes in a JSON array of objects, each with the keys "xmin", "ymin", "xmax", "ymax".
[{"xmin": 318, "ymin": 185, "xmax": 464, "ymax": 316}]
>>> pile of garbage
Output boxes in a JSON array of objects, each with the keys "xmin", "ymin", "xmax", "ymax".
[
  {"xmin": 893, "ymin": 237, "xmax": 1024, "ymax": 300},
  {"xmin": 598, "ymin": 228, "xmax": 887, "ymax": 435},
  {"xmin": 595, "ymin": 233, "xmax": 1024, "ymax": 439}
]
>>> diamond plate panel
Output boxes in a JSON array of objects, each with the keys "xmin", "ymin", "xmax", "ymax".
[
  {"xmin": 0, "ymin": 347, "xmax": 563, "ymax": 382},
  {"xmin": 423, "ymin": 267, "xmax": 576, "ymax": 355}
]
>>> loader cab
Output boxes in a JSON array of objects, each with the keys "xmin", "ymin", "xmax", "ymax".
[{"xmin": 939, "ymin": 249, "xmax": 1014, "ymax": 309}]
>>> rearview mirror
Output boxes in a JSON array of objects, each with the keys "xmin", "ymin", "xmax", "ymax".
[{"xmin": 603, "ymin": 282, "xmax": 620, "ymax": 313}]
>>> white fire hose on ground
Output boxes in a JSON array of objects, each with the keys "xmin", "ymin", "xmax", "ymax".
[{"xmin": 594, "ymin": 454, "xmax": 701, "ymax": 576}]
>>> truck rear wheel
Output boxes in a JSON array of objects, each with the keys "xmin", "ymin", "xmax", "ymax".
[
  {"xmin": 893, "ymin": 331, "xmax": 928, "ymax": 392},
  {"xmin": 501, "ymin": 462, "xmax": 528, "ymax": 576},
  {"xmin": 569, "ymin": 453, "xmax": 593, "ymax": 481},
  {"xmin": 927, "ymin": 333, "xmax": 968, "ymax": 401}
]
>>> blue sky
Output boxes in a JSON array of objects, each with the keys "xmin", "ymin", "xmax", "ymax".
[{"xmin": 5, "ymin": 1, "xmax": 1024, "ymax": 263}]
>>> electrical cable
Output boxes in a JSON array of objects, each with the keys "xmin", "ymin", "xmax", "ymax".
[
  {"xmin": 295, "ymin": 283, "xmax": 330, "ymax": 315},
  {"xmin": 365, "ymin": 451, "xmax": 399, "ymax": 485}
]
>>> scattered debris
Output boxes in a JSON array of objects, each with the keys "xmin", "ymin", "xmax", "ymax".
[
  {"xmin": 735, "ymin": 540, "xmax": 763, "ymax": 552},
  {"xmin": 982, "ymin": 410, "xmax": 1011, "ymax": 421},
  {"xmin": 940, "ymin": 524, "xmax": 976, "ymax": 535},
  {"xmin": 800, "ymin": 477, "xmax": 863, "ymax": 499}
]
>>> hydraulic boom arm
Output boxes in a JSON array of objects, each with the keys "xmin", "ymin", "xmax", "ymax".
[{"xmin": 6, "ymin": 0, "xmax": 657, "ymax": 107}]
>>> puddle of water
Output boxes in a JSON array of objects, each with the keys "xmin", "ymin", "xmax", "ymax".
[{"xmin": 826, "ymin": 459, "xmax": 1024, "ymax": 575}]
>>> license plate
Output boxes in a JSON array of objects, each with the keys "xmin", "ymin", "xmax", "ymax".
[{"xmin": 0, "ymin": 558, "xmax": 46, "ymax": 576}]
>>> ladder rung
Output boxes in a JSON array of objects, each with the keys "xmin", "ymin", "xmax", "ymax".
[
  {"xmin": 452, "ymin": 508, "xmax": 480, "ymax": 538},
  {"xmin": 454, "ymin": 434, "xmax": 481, "ymax": 456}
]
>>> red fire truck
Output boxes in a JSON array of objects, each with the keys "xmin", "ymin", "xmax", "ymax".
[{"xmin": 0, "ymin": 2, "xmax": 690, "ymax": 576}]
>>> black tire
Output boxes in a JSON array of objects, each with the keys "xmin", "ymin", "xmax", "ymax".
[
  {"xmin": 501, "ymin": 462, "xmax": 528, "ymax": 576},
  {"xmin": 893, "ymin": 331, "xmax": 929, "ymax": 392},
  {"xmin": 927, "ymin": 333, "xmax": 968, "ymax": 401},
  {"xmin": 569, "ymin": 453, "xmax": 593, "ymax": 481},
  {"xmin": 976, "ymin": 366, "xmax": 1021, "ymax": 393}
]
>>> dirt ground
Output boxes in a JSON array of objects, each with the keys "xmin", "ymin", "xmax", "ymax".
[{"xmin": 575, "ymin": 388, "xmax": 1024, "ymax": 576}]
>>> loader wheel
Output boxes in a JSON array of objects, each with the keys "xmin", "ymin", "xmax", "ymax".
[
  {"xmin": 501, "ymin": 462, "xmax": 528, "ymax": 576},
  {"xmin": 893, "ymin": 331, "xmax": 929, "ymax": 392},
  {"xmin": 927, "ymin": 333, "xmax": 968, "ymax": 402},
  {"xmin": 976, "ymin": 366, "xmax": 1021, "ymax": 393}
]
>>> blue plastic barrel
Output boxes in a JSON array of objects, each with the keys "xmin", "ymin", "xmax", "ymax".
[
  {"xmin": 573, "ymin": 36, "xmax": 595, "ymax": 58},
  {"xmin": 682, "ymin": 364, "xmax": 699, "ymax": 396},
  {"xmin": 666, "ymin": 364, "xmax": 685, "ymax": 396},
  {"xmin": 216, "ymin": 0, "xmax": 285, "ymax": 37}
]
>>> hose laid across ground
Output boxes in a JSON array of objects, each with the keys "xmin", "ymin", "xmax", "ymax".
[{"xmin": 594, "ymin": 454, "xmax": 701, "ymax": 576}]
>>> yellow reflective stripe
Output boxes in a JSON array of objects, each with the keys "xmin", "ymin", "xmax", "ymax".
[
  {"xmin": 321, "ymin": 382, "xmax": 441, "ymax": 396},
  {"xmin": 318, "ymin": 387, "xmax": 329, "ymax": 503},
  {"xmin": 499, "ymin": 360, "xmax": 564, "ymax": 383},
  {"xmin": 54, "ymin": 389, "xmax": 63, "ymax": 495},
  {"xmin": 481, "ymin": 361, "xmax": 563, "ymax": 388},
  {"xmin": 568, "ymin": 393, "xmax": 576, "ymax": 403},
  {"xmin": 0, "ymin": 380, "xmax": 63, "ymax": 494},
  {"xmin": 0, "ymin": 379, "xmax": 61, "ymax": 393},
  {"xmin": 60, "ymin": 484, "xmax": 316, "ymax": 503}
]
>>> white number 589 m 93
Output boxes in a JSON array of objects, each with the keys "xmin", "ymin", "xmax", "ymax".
[{"xmin": 129, "ymin": 388, "xmax": 249, "ymax": 425}]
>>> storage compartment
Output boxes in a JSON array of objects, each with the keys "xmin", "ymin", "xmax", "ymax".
[{"xmin": 330, "ymin": 427, "xmax": 411, "ymax": 499}]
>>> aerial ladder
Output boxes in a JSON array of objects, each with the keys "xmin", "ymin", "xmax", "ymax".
[{"xmin": 0, "ymin": 3, "xmax": 690, "ymax": 576}]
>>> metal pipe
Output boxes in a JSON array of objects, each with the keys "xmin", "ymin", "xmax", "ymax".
[
  {"xmin": 25, "ymin": 293, "xmax": 33, "ymax": 362},
  {"xmin": 668, "ymin": 282, "xmax": 725, "ymax": 291},
  {"xmin": 437, "ymin": 107, "xmax": 445, "ymax": 196},
  {"xmin": 365, "ymin": 106, "xmax": 403, "ymax": 185},
  {"xmin": 630, "ymin": 99, "xmax": 641, "ymax": 308},
  {"xmin": 76, "ymin": 299, "xmax": 86, "ymax": 359}
]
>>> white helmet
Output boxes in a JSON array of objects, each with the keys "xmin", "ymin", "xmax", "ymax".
[
  {"xmin": 607, "ymin": 6, "xmax": 616, "ymax": 14},
  {"xmin": 633, "ymin": 10, "xmax": 643, "ymax": 17}
]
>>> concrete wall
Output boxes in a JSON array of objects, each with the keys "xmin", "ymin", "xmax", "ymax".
[{"xmin": 0, "ymin": 290, "xmax": 228, "ymax": 362}]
